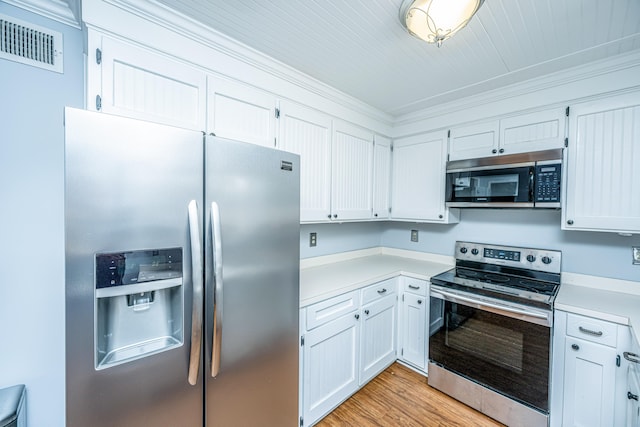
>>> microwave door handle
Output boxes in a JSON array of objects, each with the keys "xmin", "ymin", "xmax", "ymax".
[
  {"xmin": 210, "ymin": 201, "xmax": 223, "ymax": 378},
  {"xmin": 187, "ymin": 200, "xmax": 203, "ymax": 386},
  {"xmin": 529, "ymin": 167, "xmax": 535, "ymax": 203}
]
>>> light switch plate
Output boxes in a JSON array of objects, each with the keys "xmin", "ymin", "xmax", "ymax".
[
  {"xmin": 410, "ymin": 229, "xmax": 419, "ymax": 242},
  {"xmin": 633, "ymin": 247, "xmax": 640, "ymax": 265}
]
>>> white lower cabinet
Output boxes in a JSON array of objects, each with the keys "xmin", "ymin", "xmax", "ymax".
[
  {"xmin": 551, "ymin": 311, "xmax": 631, "ymax": 427},
  {"xmin": 300, "ymin": 280, "xmax": 397, "ymax": 426},
  {"xmin": 397, "ymin": 277, "xmax": 429, "ymax": 372}
]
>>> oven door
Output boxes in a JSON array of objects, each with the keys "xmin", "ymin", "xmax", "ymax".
[
  {"xmin": 445, "ymin": 165, "xmax": 535, "ymax": 207},
  {"xmin": 429, "ymin": 286, "xmax": 552, "ymax": 413}
]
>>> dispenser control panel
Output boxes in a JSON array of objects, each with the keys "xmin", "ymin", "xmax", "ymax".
[{"xmin": 96, "ymin": 248, "xmax": 182, "ymax": 288}]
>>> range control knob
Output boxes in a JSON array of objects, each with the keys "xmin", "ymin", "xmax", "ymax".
[
  {"xmin": 460, "ymin": 247, "xmax": 468, "ymax": 254},
  {"xmin": 541, "ymin": 256, "xmax": 552, "ymax": 265},
  {"xmin": 471, "ymin": 248, "xmax": 479, "ymax": 255},
  {"xmin": 526, "ymin": 254, "xmax": 536, "ymax": 263}
]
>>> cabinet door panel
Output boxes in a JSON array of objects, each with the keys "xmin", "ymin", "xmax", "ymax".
[
  {"xmin": 449, "ymin": 121, "xmax": 499, "ymax": 161},
  {"xmin": 359, "ymin": 294, "xmax": 397, "ymax": 385},
  {"xmin": 207, "ymin": 75, "xmax": 276, "ymax": 147},
  {"xmin": 391, "ymin": 132, "xmax": 450, "ymax": 221},
  {"xmin": 332, "ymin": 121, "xmax": 374, "ymax": 221},
  {"xmin": 372, "ymin": 136, "xmax": 392, "ymax": 219},
  {"xmin": 400, "ymin": 292, "xmax": 426, "ymax": 370},
  {"xmin": 563, "ymin": 337, "xmax": 616, "ymax": 427},
  {"xmin": 100, "ymin": 37, "xmax": 206, "ymax": 130},
  {"xmin": 303, "ymin": 314, "xmax": 359, "ymax": 425},
  {"xmin": 564, "ymin": 92, "xmax": 640, "ymax": 233},
  {"xmin": 279, "ymin": 101, "xmax": 332, "ymax": 222},
  {"xmin": 500, "ymin": 108, "xmax": 565, "ymax": 155}
]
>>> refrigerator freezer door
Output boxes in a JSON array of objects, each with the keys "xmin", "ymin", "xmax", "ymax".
[
  {"xmin": 65, "ymin": 108, "xmax": 204, "ymax": 427},
  {"xmin": 204, "ymin": 136, "xmax": 300, "ymax": 426}
]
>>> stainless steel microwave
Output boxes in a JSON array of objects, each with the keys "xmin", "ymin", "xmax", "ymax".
[{"xmin": 445, "ymin": 149, "xmax": 562, "ymax": 208}]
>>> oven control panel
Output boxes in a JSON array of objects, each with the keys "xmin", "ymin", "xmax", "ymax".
[{"xmin": 455, "ymin": 241, "xmax": 561, "ymax": 274}]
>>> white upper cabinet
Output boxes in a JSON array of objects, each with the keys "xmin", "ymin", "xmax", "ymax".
[
  {"xmin": 331, "ymin": 121, "xmax": 374, "ymax": 221},
  {"xmin": 391, "ymin": 131, "xmax": 459, "ymax": 223},
  {"xmin": 96, "ymin": 35, "xmax": 206, "ymax": 130},
  {"xmin": 563, "ymin": 91, "xmax": 640, "ymax": 234},
  {"xmin": 278, "ymin": 101, "xmax": 333, "ymax": 222},
  {"xmin": 500, "ymin": 108, "xmax": 566, "ymax": 154},
  {"xmin": 207, "ymin": 75, "xmax": 277, "ymax": 147},
  {"xmin": 372, "ymin": 136, "xmax": 392, "ymax": 220},
  {"xmin": 449, "ymin": 108, "xmax": 566, "ymax": 161},
  {"xmin": 449, "ymin": 121, "xmax": 500, "ymax": 161}
]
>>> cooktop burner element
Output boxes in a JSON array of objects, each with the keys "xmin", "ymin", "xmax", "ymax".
[{"xmin": 431, "ymin": 241, "xmax": 562, "ymax": 308}]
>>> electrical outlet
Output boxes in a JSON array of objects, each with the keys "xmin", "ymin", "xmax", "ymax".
[
  {"xmin": 633, "ymin": 247, "xmax": 640, "ymax": 265},
  {"xmin": 309, "ymin": 232, "xmax": 317, "ymax": 247},
  {"xmin": 410, "ymin": 229, "xmax": 419, "ymax": 242}
]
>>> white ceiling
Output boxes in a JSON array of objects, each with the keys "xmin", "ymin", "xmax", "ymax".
[{"xmin": 143, "ymin": 1, "xmax": 640, "ymax": 116}]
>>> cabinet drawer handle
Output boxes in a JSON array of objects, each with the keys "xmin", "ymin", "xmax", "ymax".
[
  {"xmin": 629, "ymin": 392, "xmax": 639, "ymax": 401},
  {"xmin": 625, "ymin": 352, "xmax": 640, "ymax": 364},
  {"xmin": 355, "ymin": 314, "xmax": 360, "ymax": 320},
  {"xmin": 408, "ymin": 285, "xmax": 420, "ymax": 290},
  {"xmin": 571, "ymin": 343, "xmax": 580, "ymax": 351},
  {"xmin": 364, "ymin": 309, "xmax": 370, "ymax": 315},
  {"xmin": 578, "ymin": 326, "xmax": 603, "ymax": 337},
  {"xmin": 377, "ymin": 288, "xmax": 387, "ymax": 294}
]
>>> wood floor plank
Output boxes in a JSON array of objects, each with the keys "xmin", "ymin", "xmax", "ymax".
[{"xmin": 316, "ymin": 362, "xmax": 505, "ymax": 427}]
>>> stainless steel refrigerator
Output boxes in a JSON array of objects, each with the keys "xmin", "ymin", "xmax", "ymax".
[{"xmin": 64, "ymin": 107, "xmax": 300, "ymax": 427}]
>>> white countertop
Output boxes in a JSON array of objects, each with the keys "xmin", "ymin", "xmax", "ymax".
[
  {"xmin": 300, "ymin": 247, "xmax": 640, "ymax": 345},
  {"xmin": 556, "ymin": 272, "xmax": 640, "ymax": 344},
  {"xmin": 299, "ymin": 247, "xmax": 453, "ymax": 307}
]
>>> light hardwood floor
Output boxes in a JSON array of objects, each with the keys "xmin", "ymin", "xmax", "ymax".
[{"xmin": 316, "ymin": 362, "xmax": 505, "ymax": 427}]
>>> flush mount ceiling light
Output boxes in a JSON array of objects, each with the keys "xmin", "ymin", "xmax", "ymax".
[{"xmin": 399, "ymin": 0, "xmax": 484, "ymax": 47}]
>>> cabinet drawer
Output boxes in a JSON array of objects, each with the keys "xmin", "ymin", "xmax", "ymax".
[
  {"xmin": 306, "ymin": 290, "xmax": 360, "ymax": 331},
  {"xmin": 402, "ymin": 277, "xmax": 428, "ymax": 296},
  {"xmin": 566, "ymin": 313, "xmax": 618, "ymax": 347},
  {"xmin": 362, "ymin": 279, "xmax": 397, "ymax": 305}
]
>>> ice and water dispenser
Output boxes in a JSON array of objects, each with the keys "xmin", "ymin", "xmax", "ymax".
[{"xmin": 94, "ymin": 248, "xmax": 184, "ymax": 369}]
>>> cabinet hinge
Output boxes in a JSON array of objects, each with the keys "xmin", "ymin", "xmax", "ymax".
[
  {"xmin": 447, "ymin": 129, "xmax": 451, "ymax": 138},
  {"xmin": 275, "ymin": 108, "xmax": 280, "ymax": 119},
  {"xmin": 95, "ymin": 95, "xmax": 102, "ymax": 111},
  {"xmin": 402, "ymin": 294, "xmax": 405, "ymax": 302},
  {"xmin": 96, "ymin": 48, "xmax": 102, "ymax": 65},
  {"xmin": 274, "ymin": 137, "xmax": 277, "ymax": 147},
  {"xmin": 564, "ymin": 137, "xmax": 568, "ymax": 148},
  {"xmin": 565, "ymin": 106, "xmax": 570, "ymax": 117},
  {"xmin": 401, "ymin": 348, "xmax": 404, "ymax": 356},
  {"xmin": 447, "ymin": 153, "xmax": 450, "ymax": 162},
  {"xmin": 617, "ymin": 354, "xmax": 621, "ymax": 367},
  {"xmin": 300, "ymin": 336, "xmax": 304, "ymax": 346},
  {"xmin": 300, "ymin": 416, "xmax": 304, "ymax": 426},
  {"xmin": 389, "ymin": 207, "xmax": 392, "ymax": 214},
  {"xmin": 390, "ymin": 143, "xmax": 393, "ymax": 152}
]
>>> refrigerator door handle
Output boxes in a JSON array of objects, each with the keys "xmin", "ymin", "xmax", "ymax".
[
  {"xmin": 211, "ymin": 201, "xmax": 223, "ymax": 378},
  {"xmin": 187, "ymin": 200, "xmax": 203, "ymax": 386}
]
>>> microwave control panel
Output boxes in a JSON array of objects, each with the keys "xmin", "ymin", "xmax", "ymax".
[{"xmin": 534, "ymin": 162, "xmax": 561, "ymax": 203}]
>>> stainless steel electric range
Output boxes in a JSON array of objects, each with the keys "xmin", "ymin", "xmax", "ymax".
[{"xmin": 428, "ymin": 241, "xmax": 562, "ymax": 427}]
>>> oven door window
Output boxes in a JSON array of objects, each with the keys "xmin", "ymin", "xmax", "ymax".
[
  {"xmin": 429, "ymin": 297, "xmax": 550, "ymax": 412},
  {"xmin": 446, "ymin": 166, "xmax": 534, "ymax": 203}
]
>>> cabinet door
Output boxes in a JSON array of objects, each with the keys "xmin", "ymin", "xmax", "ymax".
[
  {"xmin": 279, "ymin": 101, "xmax": 332, "ymax": 222},
  {"xmin": 359, "ymin": 294, "xmax": 397, "ymax": 385},
  {"xmin": 372, "ymin": 136, "xmax": 392, "ymax": 220},
  {"xmin": 499, "ymin": 108, "xmax": 566, "ymax": 155},
  {"xmin": 399, "ymin": 292, "xmax": 427, "ymax": 371},
  {"xmin": 98, "ymin": 36, "xmax": 206, "ymax": 130},
  {"xmin": 332, "ymin": 121, "xmax": 374, "ymax": 221},
  {"xmin": 448, "ymin": 121, "xmax": 499, "ymax": 161},
  {"xmin": 563, "ymin": 337, "xmax": 617, "ymax": 427},
  {"xmin": 303, "ymin": 313, "xmax": 360, "ymax": 426},
  {"xmin": 391, "ymin": 131, "xmax": 456, "ymax": 222},
  {"xmin": 207, "ymin": 75, "xmax": 276, "ymax": 147},
  {"xmin": 564, "ymin": 92, "xmax": 640, "ymax": 233}
]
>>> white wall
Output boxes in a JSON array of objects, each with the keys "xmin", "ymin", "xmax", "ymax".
[
  {"xmin": 0, "ymin": 4, "xmax": 83, "ymax": 426},
  {"xmin": 300, "ymin": 223, "xmax": 383, "ymax": 259},
  {"xmin": 381, "ymin": 210, "xmax": 640, "ymax": 282}
]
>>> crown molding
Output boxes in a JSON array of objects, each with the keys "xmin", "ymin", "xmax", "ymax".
[
  {"xmin": 96, "ymin": 0, "xmax": 393, "ymax": 128},
  {"xmin": 394, "ymin": 49, "xmax": 640, "ymax": 128},
  {"xmin": 4, "ymin": 0, "xmax": 81, "ymax": 28}
]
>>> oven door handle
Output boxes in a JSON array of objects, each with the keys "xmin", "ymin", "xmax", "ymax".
[{"xmin": 431, "ymin": 288, "xmax": 552, "ymax": 327}]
